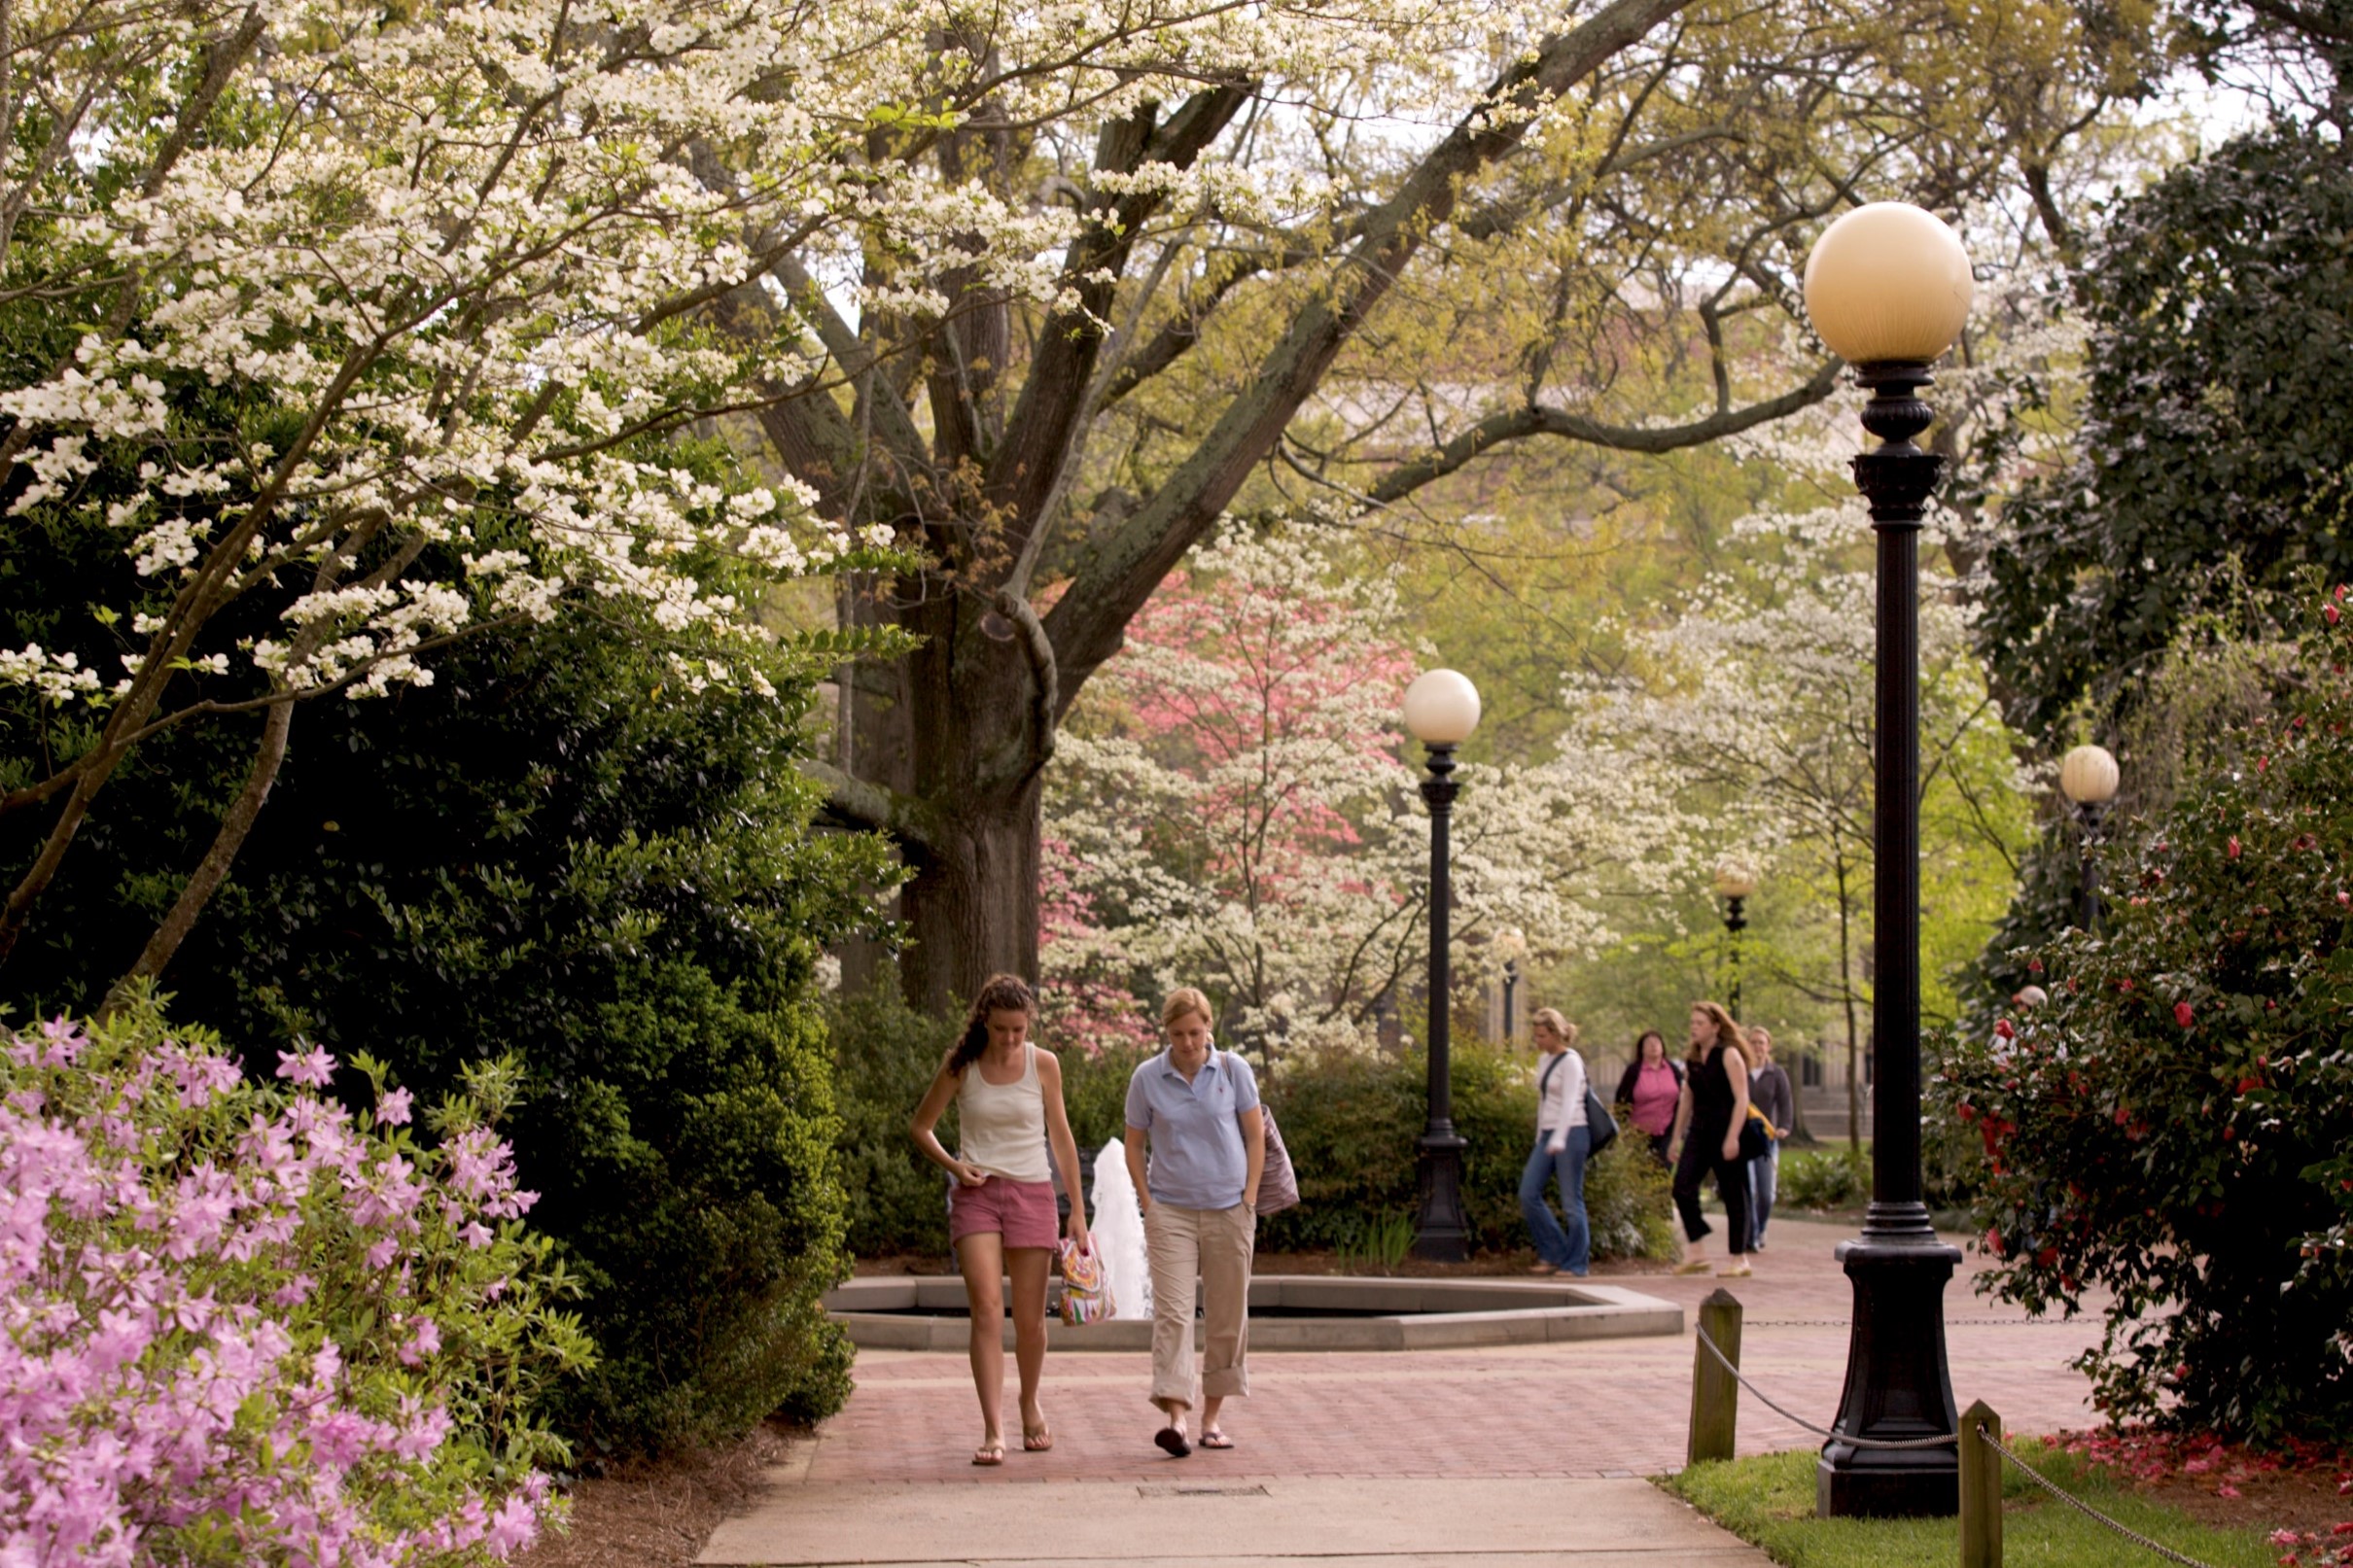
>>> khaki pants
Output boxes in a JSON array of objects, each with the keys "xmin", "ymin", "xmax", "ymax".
[{"xmin": 1144, "ymin": 1201, "xmax": 1255, "ymax": 1410}]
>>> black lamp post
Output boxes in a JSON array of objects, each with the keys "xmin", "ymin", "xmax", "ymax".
[
  {"xmin": 1405, "ymin": 668, "xmax": 1481, "ymax": 1262},
  {"xmin": 2059, "ymin": 744, "xmax": 2120, "ymax": 931},
  {"xmin": 1713, "ymin": 862, "xmax": 1757, "ymax": 1015},
  {"xmin": 1497, "ymin": 926, "xmax": 1527, "ymax": 1039},
  {"xmin": 1805, "ymin": 201, "xmax": 1976, "ymax": 1518}
]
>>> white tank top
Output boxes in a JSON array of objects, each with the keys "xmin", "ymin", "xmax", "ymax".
[{"xmin": 958, "ymin": 1044, "xmax": 1050, "ymax": 1182}]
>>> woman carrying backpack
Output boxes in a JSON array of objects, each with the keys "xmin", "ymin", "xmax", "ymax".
[{"xmin": 1521, "ymin": 1009, "xmax": 1592, "ymax": 1277}]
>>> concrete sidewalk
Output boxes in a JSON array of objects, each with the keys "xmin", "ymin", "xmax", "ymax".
[{"xmin": 698, "ymin": 1477, "xmax": 1773, "ymax": 1566}]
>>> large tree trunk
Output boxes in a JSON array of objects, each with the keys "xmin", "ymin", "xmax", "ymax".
[
  {"xmin": 899, "ymin": 782, "xmax": 1042, "ymax": 1011},
  {"xmin": 871, "ymin": 567, "xmax": 1058, "ymax": 1014}
]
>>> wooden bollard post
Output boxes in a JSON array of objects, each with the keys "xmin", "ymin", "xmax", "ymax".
[
  {"xmin": 1958, "ymin": 1400, "xmax": 2002, "ymax": 1568},
  {"xmin": 1686, "ymin": 1288, "xmax": 1742, "ymax": 1467}
]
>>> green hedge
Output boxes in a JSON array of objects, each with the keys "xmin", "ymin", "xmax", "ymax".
[
  {"xmin": 830, "ymin": 987, "xmax": 1674, "ymax": 1265},
  {"xmin": 1254, "ymin": 1039, "xmax": 1677, "ymax": 1262}
]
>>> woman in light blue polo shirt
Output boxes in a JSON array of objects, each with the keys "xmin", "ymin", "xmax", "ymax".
[{"xmin": 1122, "ymin": 987, "xmax": 1264, "ymax": 1457}]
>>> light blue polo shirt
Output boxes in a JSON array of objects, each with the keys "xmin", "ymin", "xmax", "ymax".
[{"xmin": 1124, "ymin": 1049, "xmax": 1261, "ymax": 1209}]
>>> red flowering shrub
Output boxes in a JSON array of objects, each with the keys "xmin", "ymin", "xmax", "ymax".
[{"xmin": 1940, "ymin": 596, "xmax": 2353, "ymax": 1444}]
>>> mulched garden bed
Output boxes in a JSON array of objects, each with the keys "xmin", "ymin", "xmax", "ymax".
[
  {"xmin": 513, "ymin": 1419, "xmax": 804, "ymax": 1568},
  {"xmin": 2055, "ymin": 1427, "xmax": 2353, "ymax": 1565}
]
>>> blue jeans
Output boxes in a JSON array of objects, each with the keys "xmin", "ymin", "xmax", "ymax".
[
  {"xmin": 1750, "ymin": 1141, "xmax": 1780, "ymax": 1245},
  {"xmin": 1520, "ymin": 1127, "xmax": 1591, "ymax": 1274}
]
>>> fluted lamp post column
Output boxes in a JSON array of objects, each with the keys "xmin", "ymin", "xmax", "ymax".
[
  {"xmin": 2059, "ymin": 745, "xmax": 2120, "ymax": 932},
  {"xmin": 1496, "ymin": 925, "xmax": 1528, "ymax": 1039},
  {"xmin": 1805, "ymin": 201, "xmax": 1975, "ymax": 1518},
  {"xmin": 1406, "ymin": 668, "xmax": 1481, "ymax": 1262},
  {"xmin": 1713, "ymin": 861, "xmax": 1758, "ymax": 1016}
]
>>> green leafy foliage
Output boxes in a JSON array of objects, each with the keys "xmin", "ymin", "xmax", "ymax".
[
  {"xmin": 1776, "ymin": 1145, "xmax": 1871, "ymax": 1212},
  {"xmin": 1978, "ymin": 123, "xmax": 2353, "ymax": 740},
  {"xmin": 10, "ymin": 608, "xmax": 894, "ymax": 1457},
  {"xmin": 1940, "ymin": 598, "xmax": 2353, "ymax": 1444},
  {"xmin": 1254, "ymin": 1040, "xmax": 1677, "ymax": 1262}
]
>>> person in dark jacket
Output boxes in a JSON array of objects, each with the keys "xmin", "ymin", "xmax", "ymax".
[
  {"xmin": 1744, "ymin": 1026, "xmax": 1795, "ymax": 1250},
  {"xmin": 1614, "ymin": 1030, "xmax": 1683, "ymax": 1166}
]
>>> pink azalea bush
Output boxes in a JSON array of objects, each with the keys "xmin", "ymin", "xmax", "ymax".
[{"xmin": 1, "ymin": 996, "xmax": 593, "ymax": 1565}]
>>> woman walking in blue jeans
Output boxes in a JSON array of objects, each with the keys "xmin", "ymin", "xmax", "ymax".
[{"xmin": 1520, "ymin": 1009, "xmax": 1591, "ymax": 1276}]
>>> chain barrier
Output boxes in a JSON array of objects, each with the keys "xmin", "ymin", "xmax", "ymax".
[
  {"xmin": 1977, "ymin": 1423, "xmax": 2225, "ymax": 1568},
  {"xmin": 1692, "ymin": 1326, "xmax": 1959, "ymax": 1449},
  {"xmin": 1741, "ymin": 1316, "xmax": 2091, "ymax": 1330},
  {"xmin": 1688, "ymin": 1325, "xmax": 2227, "ymax": 1567}
]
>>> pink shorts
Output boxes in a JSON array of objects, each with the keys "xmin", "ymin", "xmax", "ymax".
[{"xmin": 948, "ymin": 1176, "xmax": 1060, "ymax": 1250}]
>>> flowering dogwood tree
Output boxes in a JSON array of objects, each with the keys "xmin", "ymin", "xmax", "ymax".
[
  {"xmin": 1045, "ymin": 529, "xmax": 1694, "ymax": 1051},
  {"xmin": 1563, "ymin": 497, "xmax": 2030, "ymax": 1131},
  {"xmin": 0, "ymin": 0, "xmax": 982, "ymax": 980},
  {"xmin": 0, "ymin": 997, "xmax": 589, "ymax": 1563}
]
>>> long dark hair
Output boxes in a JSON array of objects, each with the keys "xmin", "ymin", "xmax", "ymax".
[
  {"xmin": 1634, "ymin": 1028, "xmax": 1667, "ymax": 1067},
  {"xmin": 1690, "ymin": 1000, "xmax": 1742, "ymax": 1063},
  {"xmin": 951, "ymin": 973, "xmax": 1037, "ymax": 1073}
]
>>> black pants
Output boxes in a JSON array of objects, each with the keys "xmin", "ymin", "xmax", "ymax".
[{"xmin": 1672, "ymin": 1130, "xmax": 1750, "ymax": 1253}]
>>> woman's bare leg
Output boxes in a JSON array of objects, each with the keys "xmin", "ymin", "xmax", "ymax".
[
  {"xmin": 1007, "ymin": 1246, "xmax": 1052, "ymax": 1439},
  {"xmin": 958, "ymin": 1233, "xmax": 1007, "ymax": 1452}
]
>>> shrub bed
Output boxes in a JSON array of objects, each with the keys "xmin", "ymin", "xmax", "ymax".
[{"xmin": 829, "ymin": 987, "xmax": 1676, "ymax": 1265}]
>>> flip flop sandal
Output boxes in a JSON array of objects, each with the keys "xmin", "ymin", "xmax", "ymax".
[
  {"xmin": 1154, "ymin": 1424, "xmax": 1191, "ymax": 1457},
  {"xmin": 1023, "ymin": 1427, "xmax": 1053, "ymax": 1452},
  {"xmin": 972, "ymin": 1439, "xmax": 1006, "ymax": 1466},
  {"xmin": 1198, "ymin": 1429, "xmax": 1234, "ymax": 1449}
]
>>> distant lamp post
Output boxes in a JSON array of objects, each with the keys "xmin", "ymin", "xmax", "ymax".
[
  {"xmin": 1712, "ymin": 861, "xmax": 1759, "ymax": 1015},
  {"xmin": 2058, "ymin": 744, "xmax": 2121, "ymax": 932},
  {"xmin": 1405, "ymin": 668, "xmax": 1481, "ymax": 1263},
  {"xmin": 1495, "ymin": 926, "xmax": 1528, "ymax": 1038},
  {"xmin": 1804, "ymin": 200, "xmax": 1976, "ymax": 1519}
]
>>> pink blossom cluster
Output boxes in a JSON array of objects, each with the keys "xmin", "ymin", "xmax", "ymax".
[{"xmin": 1, "ymin": 1010, "xmax": 577, "ymax": 1565}]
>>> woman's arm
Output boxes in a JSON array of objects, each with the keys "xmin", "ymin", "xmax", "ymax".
[
  {"xmin": 1036, "ymin": 1051, "xmax": 1091, "ymax": 1248},
  {"xmin": 1721, "ymin": 1047, "xmax": 1751, "ymax": 1162},
  {"xmin": 910, "ymin": 1053, "xmax": 986, "ymax": 1185},
  {"xmin": 1123, "ymin": 1124, "xmax": 1152, "ymax": 1218},
  {"xmin": 1669, "ymin": 1077, "xmax": 1694, "ymax": 1150},
  {"xmin": 1546, "ymin": 1054, "xmax": 1583, "ymax": 1154},
  {"xmin": 1239, "ymin": 1106, "xmax": 1266, "ymax": 1208}
]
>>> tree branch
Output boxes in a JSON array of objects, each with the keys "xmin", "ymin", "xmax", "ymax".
[
  {"xmin": 1045, "ymin": 0, "xmax": 1697, "ymax": 704},
  {"xmin": 1363, "ymin": 358, "xmax": 1841, "ymax": 505}
]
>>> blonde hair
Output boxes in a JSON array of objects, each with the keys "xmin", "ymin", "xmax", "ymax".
[
  {"xmin": 1530, "ymin": 1008, "xmax": 1577, "ymax": 1048},
  {"xmin": 1690, "ymin": 1000, "xmax": 1742, "ymax": 1062},
  {"xmin": 1161, "ymin": 987, "xmax": 1214, "ymax": 1032}
]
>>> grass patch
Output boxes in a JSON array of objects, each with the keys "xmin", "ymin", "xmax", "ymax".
[{"xmin": 1664, "ymin": 1446, "xmax": 2282, "ymax": 1568}]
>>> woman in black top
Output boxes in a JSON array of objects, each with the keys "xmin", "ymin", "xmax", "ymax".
[{"xmin": 1668, "ymin": 1000, "xmax": 1753, "ymax": 1277}]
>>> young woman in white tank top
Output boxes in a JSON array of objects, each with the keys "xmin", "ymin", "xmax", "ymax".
[{"xmin": 910, "ymin": 974, "xmax": 1091, "ymax": 1466}]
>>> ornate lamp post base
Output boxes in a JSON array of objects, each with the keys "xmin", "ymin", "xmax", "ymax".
[
  {"xmin": 1413, "ymin": 1132, "xmax": 1470, "ymax": 1261},
  {"xmin": 1817, "ymin": 1208, "xmax": 1962, "ymax": 1516}
]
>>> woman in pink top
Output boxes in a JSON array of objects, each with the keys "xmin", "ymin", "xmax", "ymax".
[{"xmin": 1612, "ymin": 1029, "xmax": 1684, "ymax": 1167}]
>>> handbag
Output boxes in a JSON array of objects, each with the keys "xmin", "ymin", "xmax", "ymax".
[
  {"xmin": 1057, "ymin": 1237, "xmax": 1112, "ymax": 1326},
  {"xmin": 1540, "ymin": 1051, "xmax": 1618, "ymax": 1157},
  {"xmin": 1253, "ymin": 1104, "xmax": 1300, "ymax": 1216},
  {"xmin": 1228, "ymin": 1051, "xmax": 1299, "ymax": 1216}
]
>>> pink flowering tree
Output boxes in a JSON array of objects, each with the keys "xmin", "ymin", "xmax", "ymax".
[
  {"xmin": 1045, "ymin": 529, "xmax": 1692, "ymax": 1051},
  {"xmin": 1, "ymin": 994, "xmax": 592, "ymax": 1564}
]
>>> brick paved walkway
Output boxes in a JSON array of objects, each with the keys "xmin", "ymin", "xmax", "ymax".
[{"xmin": 802, "ymin": 1214, "xmax": 2109, "ymax": 1484}]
